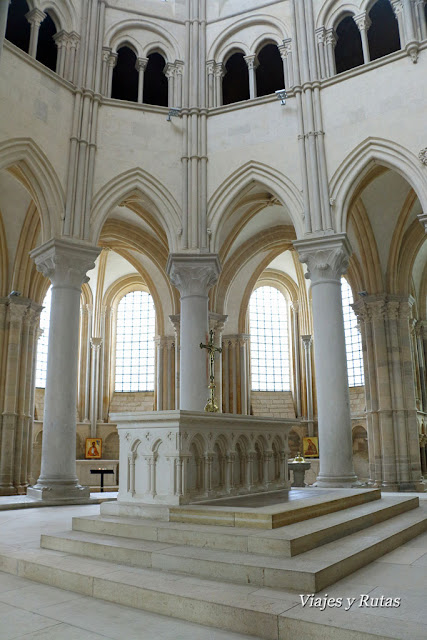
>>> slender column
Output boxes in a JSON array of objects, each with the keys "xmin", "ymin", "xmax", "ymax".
[
  {"xmin": 231, "ymin": 338, "xmax": 238, "ymax": 414},
  {"xmin": 136, "ymin": 57, "xmax": 148, "ymax": 103},
  {"xmin": 282, "ymin": 38, "xmax": 294, "ymax": 87},
  {"xmin": 26, "ymin": 8, "xmax": 46, "ymax": 58},
  {"xmin": 391, "ymin": 0, "xmax": 407, "ymax": 47},
  {"xmin": 175, "ymin": 61, "xmax": 184, "ymax": 108},
  {"xmin": 155, "ymin": 337, "xmax": 165, "ymax": 411},
  {"xmin": 401, "ymin": 0, "xmax": 419, "ymax": 58},
  {"xmin": 167, "ymin": 255, "xmax": 221, "ymax": 411},
  {"xmin": 214, "ymin": 62, "xmax": 225, "ymax": 107},
  {"xmin": 291, "ymin": 302, "xmax": 302, "ymax": 417},
  {"xmin": 90, "ymin": 337, "xmax": 102, "ymax": 438},
  {"xmin": 353, "ymin": 13, "xmax": 371, "ymax": 64},
  {"xmin": 295, "ymin": 234, "xmax": 357, "ymax": 486},
  {"xmin": 301, "ymin": 335, "xmax": 314, "ymax": 435},
  {"xmin": 106, "ymin": 52, "xmax": 118, "ymax": 98},
  {"xmin": 325, "ymin": 29, "xmax": 337, "ymax": 77},
  {"xmin": 204, "ymin": 454, "xmax": 213, "ymax": 493},
  {"xmin": 239, "ymin": 335, "xmax": 250, "ymax": 415},
  {"xmin": 101, "ymin": 47, "xmax": 112, "ymax": 95},
  {"xmin": 226, "ymin": 452, "xmax": 235, "ymax": 492},
  {"xmin": 169, "ymin": 315, "xmax": 180, "ymax": 409},
  {"xmin": 315, "ymin": 28, "xmax": 327, "ymax": 79},
  {"xmin": 223, "ymin": 338, "xmax": 230, "ymax": 413},
  {"xmin": 53, "ymin": 30, "xmax": 69, "ymax": 77},
  {"xmin": 65, "ymin": 32, "xmax": 80, "ymax": 83},
  {"xmin": 28, "ymin": 239, "xmax": 100, "ymax": 502},
  {"xmin": 165, "ymin": 337, "xmax": 174, "ymax": 410},
  {"xmin": 244, "ymin": 55, "xmax": 258, "ymax": 99},
  {"xmin": 416, "ymin": 322, "xmax": 427, "ymax": 411},
  {"xmin": 164, "ymin": 62, "xmax": 175, "ymax": 108},
  {"xmin": 206, "ymin": 60, "xmax": 215, "ymax": 107},
  {"xmin": 414, "ymin": 0, "xmax": 427, "ymax": 39},
  {"xmin": 246, "ymin": 453, "xmax": 254, "ymax": 490},
  {"xmin": 0, "ymin": 0, "xmax": 9, "ymax": 64},
  {"xmin": 209, "ymin": 313, "xmax": 228, "ymax": 413}
]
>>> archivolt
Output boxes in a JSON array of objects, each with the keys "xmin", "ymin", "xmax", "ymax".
[
  {"xmin": 105, "ymin": 18, "xmax": 180, "ymax": 62},
  {"xmin": 0, "ymin": 138, "xmax": 64, "ymax": 243},
  {"xmin": 90, "ymin": 167, "xmax": 182, "ymax": 250},
  {"xmin": 330, "ymin": 137, "xmax": 427, "ymax": 234}
]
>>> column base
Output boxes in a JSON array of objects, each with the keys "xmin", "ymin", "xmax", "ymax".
[
  {"xmin": 27, "ymin": 482, "xmax": 92, "ymax": 503},
  {"xmin": 0, "ymin": 485, "xmax": 17, "ymax": 496},
  {"xmin": 314, "ymin": 473, "xmax": 360, "ymax": 488},
  {"xmin": 380, "ymin": 481, "xmax": 426, "ymax": 493}
]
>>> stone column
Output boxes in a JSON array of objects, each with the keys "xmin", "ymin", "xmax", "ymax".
[
  {"xmin": 353, "ymin": 13, "xmax": 371, "ymax": 64},
  {"xmin": 206, "ymin": 60, "xmax": 215, "ymax": 107},
  {"xmin": 391, "ymin": 0, "xmax": 407, "ymax": 47},
  {"xmin": 301, "ymin": 334, "xmax": 314, "ymax": 435},
  {"xmin": 401, "ymin": 0, "xmax": 419, "ymax": 60},
  {"xmin": 415, "ymin": 0, "xmax": 427, "ymax": 39},
  {"xmin": 25, "ymin": 8, "xmax": 46, "ymax": 58},
  {"xmin": 0, "ymin": 0, "xmax": 9, "ymax": 64},
  {"xmin": 65, "ymin": 32, "xmax": 80, "ymax": 83},
  {"xmin": 90, "ymin": 337, "xmax": 102, "ymax": 438},
  {"xmin": 315, "ymin": 28, "xmax": 327, "ymax": 79},
  {"xmin": 291, "ymin": 302, "xmax": 302, "ymax": 417},
  {"xmin": 353, "ymin": 295, "xmax": 424, "ymax": 491},
  {"xmin": 106, "ymin": 52, "xmax": 118, "ymax": 98},
  {"xmin": 295, "ymin": 234, "xmax": 357, "ymax": 487},
  {"xmin": 53, "ymin": 30, "xmax": 69, "ymax": 77},
  {"xmin": 244, "ymin": 55, "xmax": 258, "ymax": 99},
  {"xmin": 136, "ymin": 57, "xmax": 148, "ymax": 103},
  {"xmin": 169, "ymin": 315, "xmax": 180, "ymax": 409},
  {"xmin": 164, "ymin": 62, "xmax": 176, "ymax": 108},
  {"xmin": 167, "ymin": 254, "xmax": 221, "ymax": 411},
  {"xmin": 209, "ymin": 313, "xmax": 228, "ymax": 412},
  {"xmin": 28, "ymin": 239, "xmax": 100, "ymax": 502},
  {"xmin": 155, "ymin": 336, "xmax": 165, "ymax": 411},
  {"xmin": 325, "ymin": 29, "xmax": 337, "ymax": 77}
]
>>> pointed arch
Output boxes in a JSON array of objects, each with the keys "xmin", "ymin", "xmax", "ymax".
[
  {"xmin": 0, "ymin": 138, "xmax": 64, "ymax": 242},
  {"xmin": 208, "ymin": 161, "xmax": 304, "ymax": 252},
  {"xmin": 105, "ymin": 18, "xmax": 180, "ymax": 62},
  {"xmin": 38, "ymin": 0, "xmax": 78, "ymax": 33},
  {"xmin": 317, "ymin": 1, "xmax": 360, "ymax": 29},
  {"xmin": 90, "ymin": 167, "xmax": 181, "ymax": 249},
  {"xmin": 330, "ymin": 137, "xmax": 427, "ymax": 233}
]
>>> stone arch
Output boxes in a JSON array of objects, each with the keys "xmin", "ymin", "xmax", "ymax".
[
  {"xmin": 208, "ymin": 14, "xmax": 289, "ymax": 61},
  {"xmin": 330, "ymin": 138, "xmax": 427, "ymax": 234},
  {"xmin": 39, "ymin": 0, "xmax": 77, "ymax": 33},
  {"xmin": 90, "ymin": 167, "xmax": 181, "ymax": 250},
  {"xmin": 317, "ymin": 1, "xmax": 360, "ymax": 30},
  {"xmin": 105, "ymin": 19, "xmax": 180, "ymax": 63},
  {"xmin": 0, "ymin": 138, "xmax": 64, "ymax": 242},
  {"xmin": 112, "ymin": 37, "xmax": 142, "ymax": 58},
  {"xmin": 208, "ymin": 161, "xmax": 304, "ymax": 252}
]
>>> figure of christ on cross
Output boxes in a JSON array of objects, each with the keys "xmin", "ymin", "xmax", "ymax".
[{"xmin": 200, "ymin": 329, "xmax": 222, "ymax": 412}]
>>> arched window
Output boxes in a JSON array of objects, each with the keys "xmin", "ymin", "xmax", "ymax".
[
  {"xmin": 143, "ymin": 52, "xmax": 168, "ymax": 107},
  {"xmin": 5, "ymin": 0, "xmax": 30, "ymax": 54},
  {"xmin": 256, "ymin": 43, "xmax": 285, "ymax": 97},
  {"xmin": 35, "ymin": 287, "xmax": 52, "ymax": 388},
  {"xmin": 112, "ymin": 46, "xmax": 138, "ymax": 102},
  {"xmin": 368, "ymin": 0, "xmax": 401, "ymax": 61},
  {"xmin": 334, "ymin": 16, "xmax": 364, "ymax": 73},
  {"xmin": 341, "ymin": 278, "xmax": 364, "ymax": 387},
  {"xmin": 222, "ymin": 52, "xmax": 249, "ymax": 105},
  {"xmin": 249, "ymin": 286, "xmax": 290, "ymax": 391},
  {"xmin": 36, "ymin": 12, "xmax": 58, "ymax": 71},
  {"xmin": 115, "ymin": 290, "xmax": 156, "ymax": 392}
]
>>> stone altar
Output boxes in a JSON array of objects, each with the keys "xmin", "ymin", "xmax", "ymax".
[{"xmin": 108, "ymin": 410, "xmax": 295, "ymax": 508}]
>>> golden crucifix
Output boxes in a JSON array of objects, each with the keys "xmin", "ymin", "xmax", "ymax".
[{"xmin": 200, "ymin": 329, "xmax": 222, "ymax": 412}]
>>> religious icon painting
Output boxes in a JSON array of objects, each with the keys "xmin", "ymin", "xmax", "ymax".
[
  {"xmin": 303, "ymin": 436, "xmax": 319, "ymax": 458},
  {"xmin": 85, "ymin": 438, "xmax": 102, "ymax": 459}
]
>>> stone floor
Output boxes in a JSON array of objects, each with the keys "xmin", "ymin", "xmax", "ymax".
[{"xmin": 0, "ymin": 493, "xmax": 426, "ymax": 639}]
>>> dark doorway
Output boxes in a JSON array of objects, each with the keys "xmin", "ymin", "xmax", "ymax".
[{"xmin": 222, "ymin": 52, "xmax": 249, "ymax": 105}]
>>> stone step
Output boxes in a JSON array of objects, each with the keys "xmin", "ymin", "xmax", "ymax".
[
  {"xmin": 168, "ymin": 488, "xmax": 381, "ymax": 529},
  {"xmin": 0, "ymin": 539, "xmax": 424, "ymax": 640},
  {"xmin": 42, "ymin": 507, "xmax": 427, "ymax": 592},
  {"xmin": 72, "ymin": 496, "xmax": 419, "ymax": 557}
]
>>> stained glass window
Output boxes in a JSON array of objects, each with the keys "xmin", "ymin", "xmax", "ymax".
[
  {"xmin": 250, "ymin": 286, "xmax": 290, "ymax": 391},
  {"xmin": 342, "ymin": 278, "xmax": 364, "ymax": 387},
  {"xmin": 115, "ymin": 290, "xmax": 155, "ymax": 392}
]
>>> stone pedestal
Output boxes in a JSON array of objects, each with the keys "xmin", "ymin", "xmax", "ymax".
[
  {"xmin": 295, "ymin": 233, "xmax": 358, "ymax": 487},
  {"xmin": 103, "ymin": 411, "xmax": 294, "ymax": 512},
  {"xmin": 289, "ymin": 461, "xmax": 311, "ymax": 487},
  {"xmin": 27, "ymin": 238, "xmax": 100, "ymax": 502}
]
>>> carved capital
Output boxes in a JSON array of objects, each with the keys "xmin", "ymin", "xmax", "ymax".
[
  {"xmin": 244, "ymin": 54, "xmax": 258, "ymax": 71},
  {"xmin": 53, "ymin": 30, "xmax": 70, "ymax": 48},
  {"xmin": 90, "ymin": 337, "xmax": 103, "ymax": 351},
  {"xmin": 108, "ymin": 52, "xmax": 118, "ymax": 68},
  {"xmin": 209, "ymin": 312, "xmax": 228, "ymax": 334},
  {"xmin": 325, "ymin": 28, "xmax": 337, "ymax": 47},
  {"xmin": 390, "ymin": 0, "xmax": 404, "ymax": 16},
  {"xmin": 214, "ymin": 62, "xmax": 225, "ymax": 78},
  {"xmin": 167, "ymin": 254, "xmax": 221, "ymax": 298},
  {"xmin": 353, "ymin": 12, "xmax": 372, "ymax": 32},
  {"xmin": 7, "ymin": 301, "xmax": 27, "ymax": 326},
  {"xmin": 294, "ymin": 233, "xmax": 351, "ymax": 286},
  {"xmin": 25, "ymin": 8, "xmax": 46, "ymax": 28},
  {"xmin": 315, "ymin": 27, "xmax": 326, "ymax": 45},
  {"xmin": 419, "ymin": 148, "xmax": 427, "ymax": 165},
  {"xmin": 135, "ymin": 56, "xmax": 148, "ymax": 72},
  {"xmin": 418, "ymin": 213, "xmax": 427, "ymax": 233},
  {"xmin": 30, "ymin": 239, "xmax": 101, "ymax": 292},
  {"xmin": 301, "ymin": 335, "xmax": 313, "ymax": 351}
]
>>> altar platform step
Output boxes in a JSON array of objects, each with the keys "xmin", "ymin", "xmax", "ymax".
[
  {"xmin": 169, "ymin": 487, "xmax": 382, "ymax": 529},
  {"xmin": 72, "ymin": 495, "xmax": 418, "ymax": 557},
  {"xmin": 41, "ymin": 503, "xmax": 426, "ymax": 592}
]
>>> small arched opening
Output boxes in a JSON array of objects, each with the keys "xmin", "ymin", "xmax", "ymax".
[
  {"xmin": 368, "ymin": 0, "xmax": 401, "ymax": 61},
  {"xmin": 5, "ymin": 0, "xmax": 31, "ymax": 54},
  {"xmin": 334, "ymin": 16, "xmax": 364, "ymax": 74},
  {"xmin": 112, "ymin": 46, "xmax": 138, "ymax": 102},
  {"xmin": 36, "ymin": 12, "xmax": 58, "ymax": 72},
  {"xmin": 222, "ymin": 52, "xmax": 249, "ymax": 105},
  {"xmin": 143, "ymin": 52, "xmax": 168, "ymax": 107},
  {"xmin": 256, "ymin": 43, "xmax": 285, "ymax": 97}
]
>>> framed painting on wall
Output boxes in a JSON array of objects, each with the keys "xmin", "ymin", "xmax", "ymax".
[
  {"xmin": 85, "ymin": 438, "xmax": 102, "ymax": 459},
  {"xmin": 303, "ymin": 436, "xmax": 319, "ymax": 458}
]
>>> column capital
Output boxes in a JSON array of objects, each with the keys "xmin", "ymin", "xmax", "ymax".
[
  {"xmin": 293, "ymin": 233, "xmax": 351, "ymax": 286},
  {"xmin": 214, "ymin": 62, "xmax": 226, "ymax": 78},
  {"xmin": 90, "ymin": 337, "xmax": 103, "ymax": 351},
  {"xmin": 209, "ymin": 312, "xmax": 228, "ymax": 333},
  {"xmin": 68, "ymin": 32, "xmax": 80, "ymax": 49},
  {"xmin": 30, "ymin": 238, "xmax": 101, "ymax": 291},
  {"xmin": 206, "ymin": 59, "xmax": 215, "ymax": 74},
  {"xmin": 391, "ymin": 0, "xmax": 404, "ymax": 15},
  {"xmin": 418, "ymin": 212, "xmax": 427, "ymax": 232},
  {"xmin": 325, "ymin": 28, "xmax": 337, "ymax": 47},
  {"xmin": 135, "ymin": 56, "xmax": 148, "ymax": 72},
  {"xmin": 108, "ymin": 52, "xmax": 118, "ymax": 68},
  {"xmin": 301, "ymin": 334, "xmax": 313, "ymax": 350},
  {"xmin": 166, "ymin": 254, "xmax": 221, "ymax": 298},
  {"xmin": 164, "ymin": 61, "xmax": 176, "ymax": 78},
  {"xmin": 244, "ymin": 54, "xmax": 259, "ymax": 70},
  {"xmin": 353, "ymin": 11, "xmax": 372, "ymax": 32},
  {"xmin": 315, "ymin": 27, "xmax": 326, "ymax": 45},
  {"xmin": 169, "ymin": 314, "xmax": 180, "ymax": 334},
  {"xmin": 25, "ymin": 8, "xmax": 46, "ymax": 27},
  {"xmin": 53, "ymin": 30, "xmax": 70, "ymax": 48}
]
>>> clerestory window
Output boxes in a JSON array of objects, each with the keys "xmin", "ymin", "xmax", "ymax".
[
  {"xmin": 341, "ymin": 278, "xmax": 364, "ymax": 387},
  {"xmin": 35, "ymin": 286, "xmax": 52, "ymax": 388},
  {"xmin": 115, "ymin": 290, "xmax": 156, "ymax": 392},
  {"xmin": 249, "ymin": 286, "xmax": 290, "ymax": 391}
]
